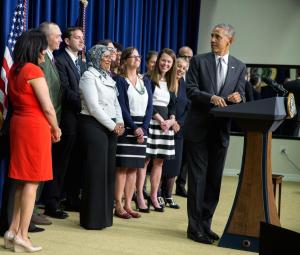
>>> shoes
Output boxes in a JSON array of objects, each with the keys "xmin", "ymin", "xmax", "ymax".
[
  {"xmin": 157, "ymin": 197, "xmax": 165, "ymax": 208},
  {"xmin": 13, "ymin": 235, "xmax": 42, "ymax": 253},
  {"xmin": 31, "ymin": 212, "xmax": 52, "ymax": 225},
  {"xmin": 124, "ymin": 208, "xmax": 141, "ymax": 218},
  {"xmin": 114, "ymin": 209, "xmax": 132, "ymax": 219},
  {"xmin": 205, "ymin": 229, "xmax": 220, "ymax": 241},
  {"xmin": 44, "ymin": 208, "xmax": 69, "ymax": 219},
  {"xmin": 60, "ymin": 199, "xmax": 80, "ymax": 212},
  {"xmin": 28, "ymin": 224, "xmax": 45, "ymax": 233},
  {"xmin": 164, "ymin": 197, "xmax": 180, "ymax": 209},
  {"xmin": 132, "ymin": 193, "xmax": 150, "ymax": 213},
  {"xmin": 4, "ymin": 230, "xmax": 15, "ymax": 249},
  {"xmin": 149, "ymin": 198, "xmax": 164, "ymax": 212},
  {"xmin": 187, "ymin": 231, "xmax": 213, "ymax": 244},
  {"xmin": 175, "ymin": 187, "xmax": 187, "ymax": 197}
]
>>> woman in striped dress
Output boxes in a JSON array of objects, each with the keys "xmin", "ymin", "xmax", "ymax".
[
  {"xmin": 114, "ymin": 47, "xmax": 153, "ymax": 218},
  {"xmin": 136, "ymin": 48, "xmax": 178, "ymax": 212}
]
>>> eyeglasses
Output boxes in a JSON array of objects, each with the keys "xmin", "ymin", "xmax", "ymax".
[
  {"xmin": 107, "ymin": 47, "xmax": 117, "ymax": 53},
  {"xmin": 128, "ymin": 55, "xmax": 142, "ymax": 60}
]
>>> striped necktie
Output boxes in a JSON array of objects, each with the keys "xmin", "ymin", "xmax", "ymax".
[
  {"xmin": 75, "ymin": 59, "xmax": 81, "ymax": 75},
  {"xmin": 216, "ymin": 57, "xmax": 226, "ymax": 94}
]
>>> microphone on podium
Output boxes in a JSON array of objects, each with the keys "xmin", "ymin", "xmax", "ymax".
[{"xmin": 262, "ymin": 77, "xmax": 288, "ymax": 96}]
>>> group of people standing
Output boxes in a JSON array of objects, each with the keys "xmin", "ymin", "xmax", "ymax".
[{"xmin": 1, "ymin": 22, "xmax": 247, "ymax": 252}]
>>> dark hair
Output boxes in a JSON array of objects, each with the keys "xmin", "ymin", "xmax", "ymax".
[
  {"xmin": 97, "ymin": 39, "xmax": 113, "ymax": 46},
  {"xmin": 119, "ymin": 47, "xmax": 139, "ymax": 76},
  {"xmin": 250, "ymin": 75, "xmax": 260, "ymax": 86},
  {"xmin": 12, "ymin": 29, "xmax": 48, "ymax": 74},
  {"xmin": 62, "ymin": 27, "xmax": 83, "ymax": 40},
  {"xmin": 146, "ymin": 51, "xmax": 158, "ymax": 63},
  {"xmin": 113, "ymin": 42, "xmax": 123, "ymax": 52},
  {"xmin": 150, "ymin": 48, "xmax": 177, "ymax": 93}
]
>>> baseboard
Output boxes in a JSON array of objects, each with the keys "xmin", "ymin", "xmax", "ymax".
[{"xmin": 223, "ymin": 168, "xmax": 300, "ymax": 182}]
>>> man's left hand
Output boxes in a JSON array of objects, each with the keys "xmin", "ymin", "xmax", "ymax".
[{"xmin": 227, "ymin": 92, "xmax": 242, "ymax": 103}]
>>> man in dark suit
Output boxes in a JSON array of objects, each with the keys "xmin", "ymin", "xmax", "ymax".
[
  {"xmin": 55, "ymin": 27, "xmax": 87, "ymax": 211},
  {"xmin": 184, "ymin": 23, "xmax": 246, "ymax": 244}
]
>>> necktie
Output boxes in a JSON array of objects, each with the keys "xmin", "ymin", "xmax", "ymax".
[
  {"xmin": 216, "ymin": 57, "xmax": 225, "ymax": 94},
  {"xmin": 75, "ymin": 59, "xmax": 81, "ymax": 75},
  {"xmin": 51, "ymin": 57, "xmax": 56, "ymax": 65}
]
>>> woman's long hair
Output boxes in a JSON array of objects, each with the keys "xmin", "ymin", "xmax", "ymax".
[
  {"xmin": 150, "ymin": 48, "xmax": 177, "ymax": 93},
  {"xmin": 12, "ymin": 29, "xmax": 48, "ymax": 74}
]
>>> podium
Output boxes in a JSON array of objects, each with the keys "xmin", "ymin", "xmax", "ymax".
[{"xmin": 211, "ymin": 97, "xmax": 286, "ymax": 253}]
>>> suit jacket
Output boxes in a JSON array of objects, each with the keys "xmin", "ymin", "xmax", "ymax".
[
  {"xmin": 54, "ymin": 50, "xmax": 87, "ymax": 134},
  {"xmin": 184, "ymin": 52, "xmax": 246, "ymax": 147},
  {"xmin": 283, "ymin": 78, "xmax": 300, "ymax": 122},
  {"xmin": 39, "ymin": 54, "xmax": 62, "ymax": 123},
  {"xmin": 55, "ymin": 50, "xmax": 87, "ymax": 114}
]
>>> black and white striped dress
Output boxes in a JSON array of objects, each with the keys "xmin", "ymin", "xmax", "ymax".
[
  {"xmin": 116, "ymin": 77, "xmax": 149, "ymax": 168},
  {"xmin": 146, "ymin": 81, "xmax": 175, "ymax": 159}
]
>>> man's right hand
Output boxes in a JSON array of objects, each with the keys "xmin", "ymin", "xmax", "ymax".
[{"xmin": 210, "ymin": 95, "xmax": 227, "ymax": 107}]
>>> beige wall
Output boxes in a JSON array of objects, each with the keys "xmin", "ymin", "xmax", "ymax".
[
  {"xmin": 225, "ymin": 136, "xmax": 300, "ymax": 182},
  {"xmin": 198, "ymin": 0, "xmax": 300, "ymax": 65}
]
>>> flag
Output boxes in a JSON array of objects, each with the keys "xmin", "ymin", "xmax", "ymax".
[{"xmin": 0, "ymin": 0, "xmax": 26, "ymax": 119}]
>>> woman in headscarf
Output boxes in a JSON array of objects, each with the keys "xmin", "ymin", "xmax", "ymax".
[{"xmin": 78, "ymin": 45, "xmax": 124, "ymax": 230}]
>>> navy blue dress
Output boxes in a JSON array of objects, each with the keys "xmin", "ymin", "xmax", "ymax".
[{"xmin": 162, "ymin": 78, "xmax": 190, "ymax": 177}]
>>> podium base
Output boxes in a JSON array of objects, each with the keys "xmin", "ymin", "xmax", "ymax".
[{"xmin": 218, "ymin": 233, "xmax": 258, "ymax": 253}]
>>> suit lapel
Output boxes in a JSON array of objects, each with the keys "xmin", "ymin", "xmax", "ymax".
[
  {"xmin": 46, "ymin": 54, "xmax": 60, "ymax": 80},
  {"xmin": 63, "ymin": 51, "xmax": 80, "ymax": 81},
  {"xmin": 205, "ymin": 53, "xmax": 218, "ymax": 94},
  {"xmin": 220, "ymin": 56, "xmax": 237, "ymax": 96}
]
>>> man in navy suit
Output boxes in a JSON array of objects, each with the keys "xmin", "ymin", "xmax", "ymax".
[
  {"xmin": 43, "ymin": 27, "xmax": 87, "ymax": 218},
  {"xmin": 184, "ymin": 24, "xmax": 246, "ymax": 244}
]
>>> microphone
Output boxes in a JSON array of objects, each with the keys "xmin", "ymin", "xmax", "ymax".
[{"xmin": 262, "ymin": 77, "xmax": 288, "ymax": 96}]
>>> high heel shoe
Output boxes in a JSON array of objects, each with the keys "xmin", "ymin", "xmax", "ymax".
[
  {"xmin": 13, "ymin": 235, "xmax": 42, "ymax": 253},
  {"xmin": 149, "ymin": 198, "xmax": 164, "ymax": 212},
  {"xmin": 114, "ymin": 208, "xmax": 132, "ymax": 219},
  {"xmin": 124, "ymin": 208, "xmax": 141, "ymax": 218},
  {"xmin": 132, "ymin": 193, "xmax": 150, "ymax": 213},
  {"xmin": 157, "ymin": 196, "xmax": 165, "ymax": 208},
  {"xmin": 164, "ymin": 197, "xmax": 180, "ymax": 209},
  {"xmin": 4, "ymin": 230, "xmax": 15, "ymax": 249}
]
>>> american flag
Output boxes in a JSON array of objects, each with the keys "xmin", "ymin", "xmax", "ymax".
[{"xmin": 0, "ymin": 0, "xmax": 26, "ymax": 119}]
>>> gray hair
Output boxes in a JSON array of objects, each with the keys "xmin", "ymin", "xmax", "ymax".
[
  {"xmin": 39, "ymin": 21, "xmax": 59, "ymax": 37},
  {"xmin": 213, "ymin": 23, "xmax": 235, "ymax": 38},
  {"xmin": 176, "ymin": 57, "xmax": 189, "ymax": 65}
]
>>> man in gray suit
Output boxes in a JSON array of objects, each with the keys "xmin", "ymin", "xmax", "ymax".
[{"xmin": 184, "ymin": 24, "xmax": 246, "ymax": 244}]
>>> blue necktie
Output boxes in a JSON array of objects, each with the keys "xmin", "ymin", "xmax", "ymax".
[{"xmin": 75, "ymin": 59, "xmax": 81, "ymax": 75}]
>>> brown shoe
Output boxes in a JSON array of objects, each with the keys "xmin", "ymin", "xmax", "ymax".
[
  {"xmin": 114, "ymin": 209, "xmax": 132, "ymax": 219},
  {"xmin": 31, "ymin": 212, "xmax": 52, "ymax": 225},
  {"xmin": 125, "ymin": 208, "xmax": 141, "ymax": 218}
]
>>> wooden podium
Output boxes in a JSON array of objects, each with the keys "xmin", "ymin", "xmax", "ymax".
[{"xmin": 211, "ymin": 97, "xmax": 286, "ymax": 252}]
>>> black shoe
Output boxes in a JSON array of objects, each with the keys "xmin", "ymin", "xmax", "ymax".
[
  {"xmin": 132, "ymin": 193, "xmax": 150, "ymax": 213},
  {"xmin": 164, "ymin": 197, "xmax": 180, "ymax": 209},
  {"xmin": 187, "ymin": 231, "xmax": 213, "ymax": 244},
  {"xmin": 175, "ymin": 187, "xmax": 187, "ymax": 197},
  {"xmin": 205, "ymin": 229, "xmax": 220, "ymax": 241},
  {"xmin": 28, "ymin": 223, "xmax": 45, "ymax": 233},
  {"xmin": 157, "ymin": 197, "xmax": 165, "ymax": 208},
  {"xmin": 44, "ymin": 208, "xmax": 69, "ymax": 219},
  {"xmin": 149, "ymin": 198, "xmax": 164, "ymax": 212}
]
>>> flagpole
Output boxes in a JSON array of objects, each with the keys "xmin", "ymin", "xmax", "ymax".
[
  {"xmin": 24, "ymin": 0, "xmax": 27, "ymax": 30},
  {"xmin": 80, "ymin": 0, "xmax": 88, "ymax": 61}
]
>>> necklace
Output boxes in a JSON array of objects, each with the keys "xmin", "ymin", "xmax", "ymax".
[{"xmin": 127, "ymin": 76, "xmax": 146, "ymax": 95}]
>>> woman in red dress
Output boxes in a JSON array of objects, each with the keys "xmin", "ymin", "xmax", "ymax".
[{"xmin": 3, "ymin": 29, "xmax": 61, "ymax": 252}]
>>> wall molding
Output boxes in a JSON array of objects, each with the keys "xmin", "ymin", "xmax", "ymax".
[{"xmin": 223, "ymin": 168, "xmax": 300, "ymax": 182}]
